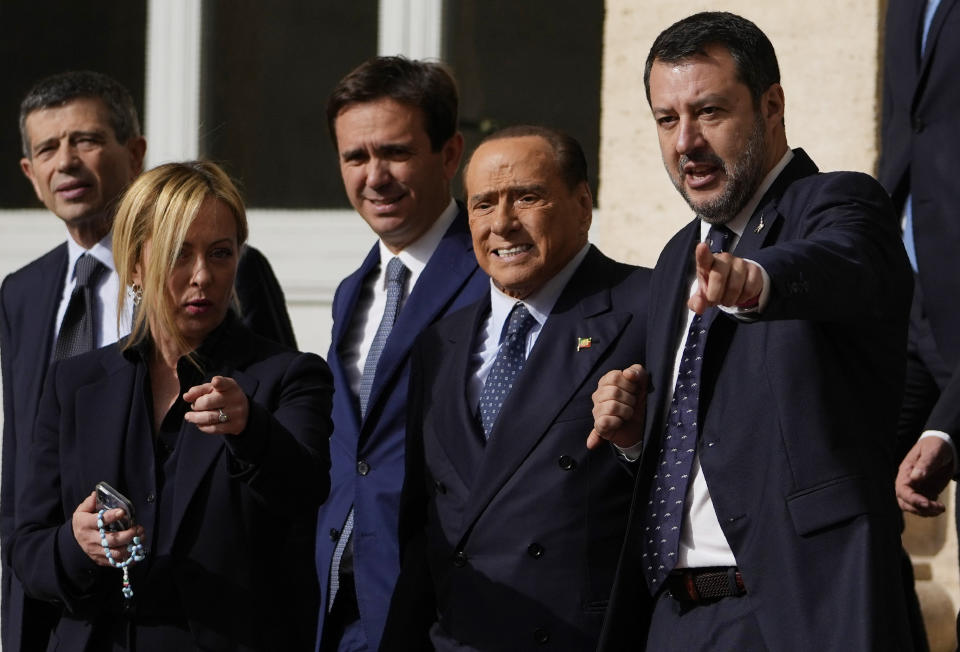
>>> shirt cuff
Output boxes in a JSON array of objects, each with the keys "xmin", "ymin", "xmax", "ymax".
[
  {"xmin": 614, "ymin": 441, "xmax": 643, "ymax": 462},
  {"xmin": 920, "ymin": 430, "xmax": 958, "ymax": 474},
  {"xmin": 719, "ymin": 259, "xmax": 769, "ymax": 318}
]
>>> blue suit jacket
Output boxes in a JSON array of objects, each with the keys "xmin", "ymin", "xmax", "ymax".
[
  {"xmin": 0, "ymin": 242, "xmax": 296, "ymax": 652},
  {"xmin": 315, "ymin": 206, "xmax": 487, "ymax": 650},
  {"xmin": 382, "ymin": 246, "xmax": 651, "ymax": 651},
  {"xmin": 600, "ymin": 150, "xmax": 915, "ymax": 651},
  {"xmin": 8, "ymin": 319, "xmax": 332, "ymax": 652}
]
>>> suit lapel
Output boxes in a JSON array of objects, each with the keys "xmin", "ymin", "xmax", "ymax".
[
  {"xmin": 23, "ymin": 247, "xmax": 69, "ymax": 427},
  {"xmin": 918, "ymin": 0, "xmax": 957, "ymax": 88},
  {"xmin": 362, "ymin": 213, "xmax": 478, "ymax": 431},
  {"xmin": 643, "ymin": 224, "xmax": 698, "ymax": 451},
  {"xmin": 425, "ymin": 299, "xmax": 489, "ymax": 491},
  {"xmin": 458, "ymin": 250, "xmax": 632, "ymax": 538},
  {"xmin": 77, "ymin": 351, "xmax": 137, "ymax": 492}
]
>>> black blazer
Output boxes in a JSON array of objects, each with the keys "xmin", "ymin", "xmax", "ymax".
[
  {"xmin": 600, "ymin": 150, "xmax": 915, "ymax": 651},
  {"xmin": 384, "ymin": 246, "xmax": 651, "ymax": 651},
  {"xmin": 0, "ymin": 242, "xmax": 296, "ymax": 651},
  {"xmin": 877, "ymin": 0, "xmax": 960, "ymax": 440},
  {"xmin": 8, "ymin": 319, "xmax": 332, "ymax": 652}
]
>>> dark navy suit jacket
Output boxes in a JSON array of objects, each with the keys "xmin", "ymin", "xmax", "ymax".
[
  {"xmin": 878, "ymin": 0, "xmax": 960, "ymax": 442},
  {"xmin": 315, "ymin": 206, "xmax": 487, "ymax": 651},
  {"xmin": 8, "ymin": 320, "xmax": 331, "ymax": 652},
  {"xmin": 0, "ymin": 242, "xmax": 296, "ymax": 652},
  {"xmin": 383, "ymin": 246, "xmax": 651, "ymax": 651},
  {"xmin": 600, "ymin": 150, "xmax": 915, "ymax": 651}
]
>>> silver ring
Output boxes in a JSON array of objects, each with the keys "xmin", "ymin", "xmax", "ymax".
[{"xmin": 218, "ymin": 408, "xmax": 228, "ymax": 424}]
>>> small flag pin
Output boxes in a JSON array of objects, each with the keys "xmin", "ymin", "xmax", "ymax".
[
  {"xmin": 754, "ymin": 213, "xmax": 765, "ymax": 233},
  {"xmin": 576, "ymin": 337, "xmax": 592, "ymax": 351}
]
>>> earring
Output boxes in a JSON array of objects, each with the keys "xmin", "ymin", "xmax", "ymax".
[{"xmin": 131, "ymin": 284, "xmax": 143, "ymax": 306}]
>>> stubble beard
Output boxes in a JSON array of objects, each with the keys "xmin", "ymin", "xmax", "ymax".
[{"xmin": 671, "ymin": 112, "xmax": 768, "ymax": 226}]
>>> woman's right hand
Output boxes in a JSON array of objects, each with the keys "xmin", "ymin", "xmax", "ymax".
[{"xmin": 72, "ymin": 492, "xmax": 145, "ymax": 567}]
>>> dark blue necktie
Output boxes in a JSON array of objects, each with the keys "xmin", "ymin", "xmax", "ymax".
[
  {"xmin": 477, "ymin": 303, "xmax": 537, "ymax": 438},
  {"xmin": 640, "ymin": 224, "xmax": 733, "ymax": 592},
  {"xmin": 54, "ymin": 253, "xmax": 106, "ymax": 360}
]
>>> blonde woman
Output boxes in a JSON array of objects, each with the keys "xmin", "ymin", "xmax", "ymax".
[{"xmin": 11, "ymin": 161, "xmax": 332, "ymax": 651}]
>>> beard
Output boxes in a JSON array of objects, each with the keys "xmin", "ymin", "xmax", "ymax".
[{"xmin": 670, "ymin": 112, "xmax": 767, "ymax": 225}]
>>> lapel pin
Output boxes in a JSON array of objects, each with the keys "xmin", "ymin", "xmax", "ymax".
[
  {"xmin": 754, "ymin": 213, "xmax": 765, "ymax": 233},
  {"xmin": 576, "ymin": 337, "xmax": 592, "ymax": 351}
]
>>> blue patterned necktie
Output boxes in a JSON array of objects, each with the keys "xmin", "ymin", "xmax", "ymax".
[
  {"xmin": 54, "ymin": 253, "xmax": 106, "ymax": 360},
  {"xmin": 477, "ymin": 302, "xmax": 537, "ymax": 438},
  {"xmin": 329, "ymin": 256, "xmax": 408, "ymax": 611},
  {"xmin": 357, "ymin": 256, "xmax": 409, "ymax": 418},
  {"xmin": 640, "ymin": 224, "xmax": 733, "ymax": 592}
]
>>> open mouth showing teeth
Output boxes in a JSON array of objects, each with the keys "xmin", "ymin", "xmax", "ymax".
[{"xmin": 495, "ymin": 244, "xmax": 532, "ymax": 258}]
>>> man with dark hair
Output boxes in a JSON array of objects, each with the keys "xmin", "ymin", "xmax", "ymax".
[
  {"xmin": 591, "ymin": 12, "xmax": 914, "ymax": 650},
  {"xmin": 1, "ymin": 70, "xmax": 296, "ymax": 652},
  {"xmin": 315, "ymin": 56, "xmax": 487, "ymax": 652},
  {"xmin": 381, "ymin": 126, "xmax": 649, "ymax": 650}
]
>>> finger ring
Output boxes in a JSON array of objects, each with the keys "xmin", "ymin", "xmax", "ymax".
[{"xmin": 218, "ymin": 408, "xmax": 228, "ymax": 424}]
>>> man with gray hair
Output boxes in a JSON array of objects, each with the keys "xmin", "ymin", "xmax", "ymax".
[{"xmin": 1, "ymin": 70, "xmax": 295, "ymax": 651}]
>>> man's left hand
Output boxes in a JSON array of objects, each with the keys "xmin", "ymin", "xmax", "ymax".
[{"xmin": 896, "ymin": 437, "xmax": 954, "ymax": 516}]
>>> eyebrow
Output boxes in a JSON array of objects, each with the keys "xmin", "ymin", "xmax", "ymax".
[
  {"xmin": 340, "ymin": 142, "xmax": 415, "ymax": 161},
  {"xmin": 468, "ymin": 184, "xmax": 548, "ymax": 204}
]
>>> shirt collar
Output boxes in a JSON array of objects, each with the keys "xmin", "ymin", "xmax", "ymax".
[
  {"xmin": 66, "ymin": 230, "xmax": 117, "ymax": 278},
  {"xmin": 488, "ymin": 242, "xmax": 591, "ymax": 340},
  {"xmin": 377, "ymin": 198, "xmax": 458, "ymax": 278},
  {"xmin": 699, "ymin": 149, "xmax": 794, "ymax": 241}
]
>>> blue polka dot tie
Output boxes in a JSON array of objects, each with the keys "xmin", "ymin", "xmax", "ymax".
[
  {"xmin": 358, "ymin": 256, "xmax": 409, "ymax": 418},
  {"xmin": 477, "ymin": 303, "xmax": 537, "ymax": 439},
  {"xmin": 640, "ymin": 224, "xmax": 733, "ymax": 592}
]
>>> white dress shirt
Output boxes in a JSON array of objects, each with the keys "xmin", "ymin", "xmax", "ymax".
[
  {"xmin": 52, "ymin": 232, "xmax": 132, "ymax": 359},
  {"xmin": 467, "ymin": 244, "xmax": 591, "ymax": 411},
  {"xmin": 342, "ymin": 199, "xmax": 459, "ymax": 397}
]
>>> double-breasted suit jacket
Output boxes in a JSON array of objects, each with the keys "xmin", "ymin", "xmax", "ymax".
[
  {"xmin": 386, "ymin": 246, "xmax": 651, "ymax": 651},
  {"xmin": 0, "ymin": 243, "xmax": 297, "ymax": 651},
  {"xmin": 315, "ymin": 206, "xmax": 488, "ymax": 650},
  {"xmin": 600, "ymin": 150, "xmax": 915, "ymax": 651},
  {"xmin": 8, "ymin": 319, "xmax": 332, "ymax": 652}
]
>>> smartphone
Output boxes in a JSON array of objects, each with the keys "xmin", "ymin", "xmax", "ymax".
[{"xmin": 95, "ymin": 482, "xmax": 136, "ymax": 532}]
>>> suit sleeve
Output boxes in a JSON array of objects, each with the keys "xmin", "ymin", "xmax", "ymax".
[
  {"xmin": 925, "ymin": 360, "xmax": 960, "ymax": 445},
  {"xmin": 223, "ymin": 351, "xmax": 334, "ymax": 516},
  {"xmin": 380, "ymin": 339, "xmax": 436, "ymax": 651},
  {"xmin": 747, "ymin": 172, "xmax": 912, "ymax": 324},
  {"xmin": 9, "ymin": 364, "xmax": 106, "ymax": 610},
  {"xmin": 235, "ymin": 246, "xmax": 298, "ymax": 349}
]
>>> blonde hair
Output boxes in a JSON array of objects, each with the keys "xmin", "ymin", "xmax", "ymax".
[{"xmin": 113, "ymin": 160, "xmax": 248, "ymax": 355}]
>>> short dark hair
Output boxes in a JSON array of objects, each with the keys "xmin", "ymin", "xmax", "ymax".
[
  {"xmin": 19, "ymin": 70, "xmax": 141, "ymax": 159},
  {"xmin": 643, "ymin": 12, "xmax": 780, "ymax": 107},
  {"xmin": 326, "ymin": 56, "xmax": 458, "ymax": 152},
  {"xmin": 468, "ymin": 125, "xmax": 588, "ymax": 192}
]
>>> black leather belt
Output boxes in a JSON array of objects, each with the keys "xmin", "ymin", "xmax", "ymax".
[{"xmin": 665, "ymin": 567, "xmax": 746, "ymax": 603}]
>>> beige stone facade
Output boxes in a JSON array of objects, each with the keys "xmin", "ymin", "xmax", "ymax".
[{"xmin": 596, "ymin": 1, "xmax": 957, "ymax": 648}]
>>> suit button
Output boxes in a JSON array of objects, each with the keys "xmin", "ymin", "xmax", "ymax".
[
  {"xmin": 146, "ymin": 492, "xmax": 156, "ymax": 503},
  {"xmin": 357, "ymin": 460, "xmax": 370, "ymax": 476},
  {"xmin": 558, "ymin": 455, "xmax": 576, "ymax": 471},
  {"xmin": 433, "ymin": 480, "xmax": 447, "ymax": 494},
  {"xmin": 527, "ymin": 543, "xmax": 544, "ymax": 559},
  {"xmin": 913, "ymin": 118, "xmax": 925, "ymax": 133},
  {"xmin": 453, "ymin": 551, "xmax": 467, "ymax": 567},
  {"xmin": 329, "ymin": 528, "xmax": 340, "ymax": 541},
  {"xmin": 533, "ymin": 628, "xmax": 550, "ymax": 644}
]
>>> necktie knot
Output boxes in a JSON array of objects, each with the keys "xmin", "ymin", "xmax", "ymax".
[
  {"xmin": 503, "ymin": 303, "xmax": 536, "ymax": 342},
  {"xmin": 385, "ymin": 256, "xmax": 409, "ymax": 287},
  {"xmin": 74, "ymin": 254, "xmax": 105, "ymax": 288},
  {"xmin": 706, "ymin": 224, "xmax": 734, "ymax": 254}
]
